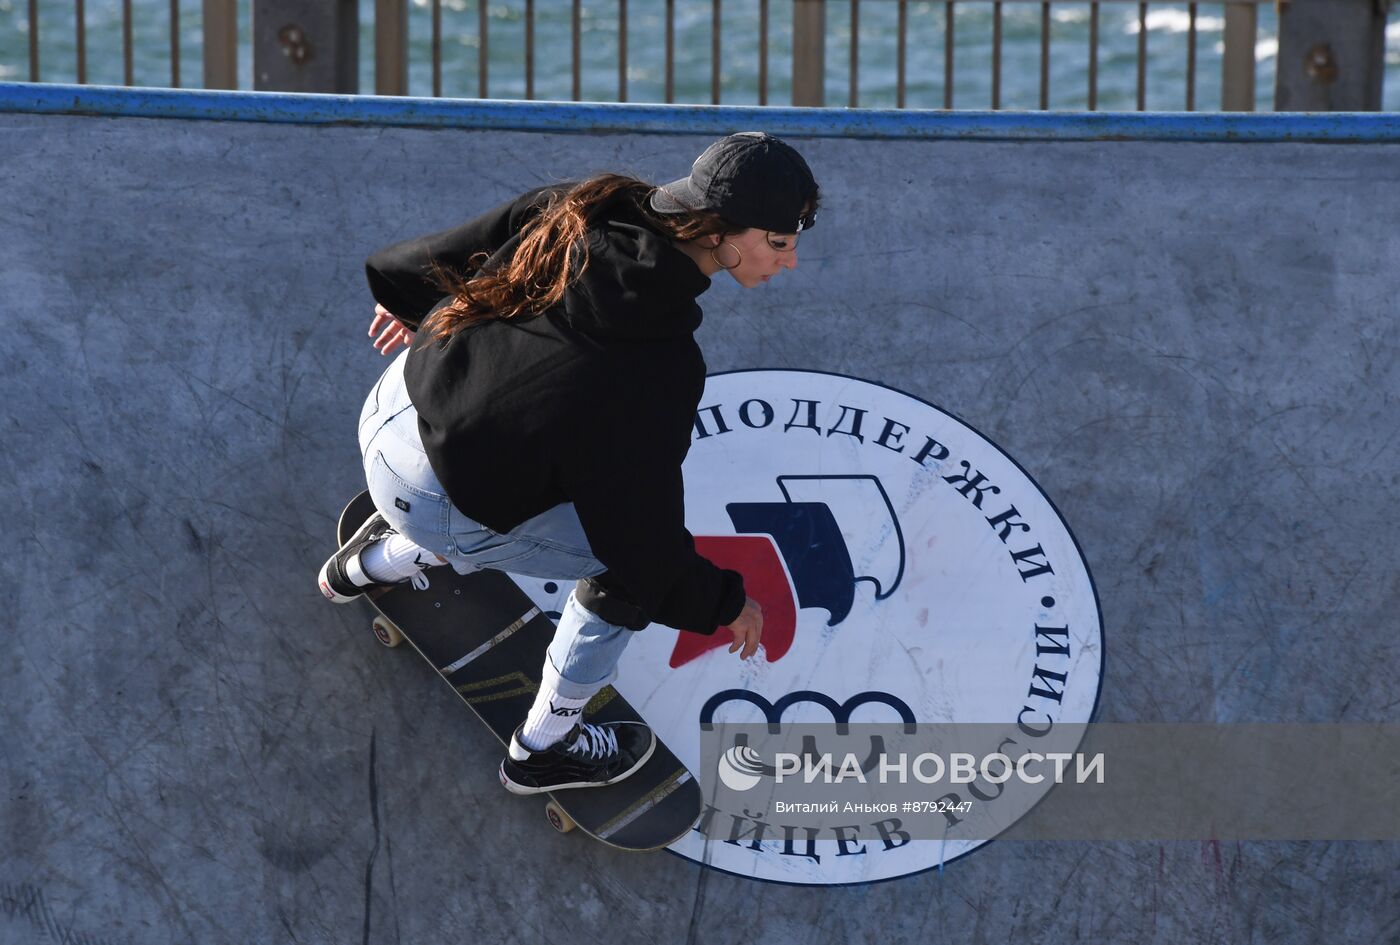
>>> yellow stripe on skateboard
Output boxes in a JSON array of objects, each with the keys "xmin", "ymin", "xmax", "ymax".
[
  {"xmin": 456, "ymin": 673, "xmax": 619, "ymax": 713},
  {"xmin": 457, "ymin": 671, "xmax": 537, "ymax": 704}
]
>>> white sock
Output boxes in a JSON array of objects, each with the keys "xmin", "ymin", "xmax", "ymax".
[
  {"xmin": 516, "ymin": 682, "xmax": 592, "ymax": 753},
  {"xmin": 356, "ymin": 534, "xmax": 443, "ymax": 585}
]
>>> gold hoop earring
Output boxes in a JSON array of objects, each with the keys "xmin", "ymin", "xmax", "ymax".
[{"xmin": 709, "ymin": 241, "xmax": 743, "ymax": 271}]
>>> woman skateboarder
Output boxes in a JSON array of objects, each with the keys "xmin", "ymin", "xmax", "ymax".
[{"xmin": 319, "ymin": 132, "xmax": 819, "ymax": 794}]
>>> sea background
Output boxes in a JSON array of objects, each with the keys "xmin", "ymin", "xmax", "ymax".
[{"xmin": 2, "ymin": 0, "xmax": 1399, "ymax": 110}]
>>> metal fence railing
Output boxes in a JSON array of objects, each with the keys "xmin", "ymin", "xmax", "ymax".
[
  {"xmin": 0, "ymin": 0, "xmax": 1373, "ymax": 112},
  {"xmin": 398, "ymin": 0, "xmax": 1265, "ymax": 111}
]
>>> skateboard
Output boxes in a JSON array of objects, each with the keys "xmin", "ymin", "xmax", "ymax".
[{"xmin": 335, "ymin": 491, "xmax": 703, "ymax": 851}]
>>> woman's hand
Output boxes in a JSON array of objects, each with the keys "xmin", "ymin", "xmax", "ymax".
[
  {"xmin": 724, "ymin": 597, "xmax": 764, "ymax": 660},
  {"xmin": 369, "ymin": 304, "xmax": 415, "ymax": 356}
]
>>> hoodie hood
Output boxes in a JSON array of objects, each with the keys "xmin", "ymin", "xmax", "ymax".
[{"xmin": 563, "ymin": 197, "xmax": 712, "ymax": 341}]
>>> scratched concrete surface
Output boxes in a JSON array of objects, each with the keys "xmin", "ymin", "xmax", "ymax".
[{"xmin": 2, "ymin": 109, "xmax": 1398, "ymax": 945}]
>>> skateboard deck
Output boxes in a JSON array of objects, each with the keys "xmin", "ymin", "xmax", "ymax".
[{"xmin": 336, "ymin": 491, "xmax": 702, "ymax": 851}]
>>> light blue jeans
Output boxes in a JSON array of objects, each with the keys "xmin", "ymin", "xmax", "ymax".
[{"xmin": 357, "ymin": 352, "xmax": 633, "ymax": 698}]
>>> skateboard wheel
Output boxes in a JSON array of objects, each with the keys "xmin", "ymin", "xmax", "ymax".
[
  {"xmin": 371, "ymin": 616, "xmax": 405, "ymax": 648},
  {"xmin": 544, "ymin": 800, "xmax": 576, "ymax": 834}
]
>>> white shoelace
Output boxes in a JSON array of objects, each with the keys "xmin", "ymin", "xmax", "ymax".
[
  {"xmin": 408, "ymin": 553, "xmax": 431, "ymax": 591},
  {"xmin": 567, "ymin": 723, "xmax": 619, "ymax": 761}
]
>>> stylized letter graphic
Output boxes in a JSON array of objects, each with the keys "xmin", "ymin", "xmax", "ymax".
[
  {"xmin": 671, "ymin": 535, "xmax": 797, "ymax": 668},
  {"xmin": 673, "ymin": 476, "xmax": 907, "ymax": 669},
  {"xmin": 773, "ymin": 476, "xmax": 906, "ymax": 604},
  {"xmin": 726, "ymin": 502, "xmax": 856, "ymax": 625}
]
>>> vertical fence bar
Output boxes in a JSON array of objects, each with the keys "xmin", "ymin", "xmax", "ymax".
[
  {"xmin": 203, "ymin": 0, "xmax": 238, "ymax": 89},
  {"xmin": 124, "ymin": 0, "xmax": 134, "ymax": 85},
  {"xmin": 793, "ymin": 0, "xmax": 825, "ymax": 106},
  {"xmin": 1221, "ymin": 1, "xmax": 1256, "ymax": 111},
  {"xmin": 1276, "ymin": 0, "xmax": 1387, "ymax": 110},
  {"xmin": 991, "ymin": 2, "xmax": 1002, "ymax": 109},
  {"xmin": 170, "ymin": 0, "xmax": 180, "ymax": 86},
  {"xmin": 944, "ymin": 2, "xmax": 954, "ymax": 109},
  {"xmin": 897, "ymin": 0, "xmax": 907, "ymax": 108},
  {"xmin": 850, "ymin": 0, "xmax": 859, "ymax": 107},
  {"xmin": 712, "ymin": 0, "xmax": 721, "ymax": 104},
  {"xmin": 1088, "ymin": 2, "xmax": 1098, "ymax": 110},
  {"xmin": 27, "ymin": 0, "xmax": 39, "ymax": 81},
  {"xmin": 1039, "ymin": 1, "xmax": 1049, "ymax": 109},
  {"xmin": 27, "ymin": 0, "xmax": 38, "ymax": 81},
  {"xmin": 376, "ymin": 0, "xmax": 408, "ymax": 95},
  {"xmin": 759, "ymin": 0, "xmax": 768, "ymax": 105},
  {"xmin": 619, "ymin": 0, "xmax": 628, "ymax": 102},
  {"xmin": 665, "ymin": 0, "xmax": 675, "ymax": 103},
  {"xmin": 572, "ymin": 0, "xmax": 581, "ymax": 101},
  {"xmin": 1136, "ymin": 2, "xmax": 1147, "ymax": 110},
  {"xmin": 525, "ymin": 0, "xmax": 535, "ymax": 100},
  {"xmin": 432, "ymin": 0, "xmax": 442, "ymax": 97},
  {"xmin": 1186, "ymin": 3, "xmax": 1197, "ymax": 110},
  {"xmin": 76, "ymin": 0, "xmax": 86, "ymax": 84},
  {"xmin": 479, "ymin": 0, "xmax": 488, "ymax": 97},
  {"xmin": 255, "ymin": 0, "xmax": 360, "ymax": 93}
]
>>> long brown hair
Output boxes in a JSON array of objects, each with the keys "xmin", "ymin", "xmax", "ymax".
[{"xmin": 423, "ymin": 174, "xmax": 735, "ymax": 341}]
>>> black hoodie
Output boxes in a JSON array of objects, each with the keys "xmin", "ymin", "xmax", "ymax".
[{"xmin": 363, "ymin": 185, "xmax": 746, "ymax": 635}]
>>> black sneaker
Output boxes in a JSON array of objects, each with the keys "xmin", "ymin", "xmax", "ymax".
[
  {"xmin": 317, "ymin": 511, "xmax": 427, "ymax": 603},
  {"xmin": 499, "ymin": 721, "xmax": 656, "ymax": 795}
]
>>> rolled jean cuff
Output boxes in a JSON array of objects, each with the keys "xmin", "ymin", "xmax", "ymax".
[
  {"xmin": 540, "ymin": 654, "xmax": 610, "ymax": 701},
  {"xmin": 544, "ymin": 592, "xmax": 635, "ymax": 696}
]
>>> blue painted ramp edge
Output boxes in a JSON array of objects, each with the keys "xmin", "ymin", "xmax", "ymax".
[{"xmin": 4, "ymin": 82, "xmax": 1400, "ymax": 143}]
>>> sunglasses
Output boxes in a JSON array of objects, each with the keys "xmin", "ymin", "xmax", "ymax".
[{"xmin": 765, "ymin": 210, "xmax": 816, "ymax": 252}]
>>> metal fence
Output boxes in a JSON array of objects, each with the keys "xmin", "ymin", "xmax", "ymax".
[
  {"xmin": 391, "ymin": 0, "xmax": 1271, "ymax": 110},
  {"xmin": 0, "ymin": 0, "xmax": 1315, "ymax": 111}
]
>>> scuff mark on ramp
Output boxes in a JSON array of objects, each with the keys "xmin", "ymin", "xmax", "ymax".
[{"xmin": 362, "ymin": 729, "xmax": 381, "ymax": 945}]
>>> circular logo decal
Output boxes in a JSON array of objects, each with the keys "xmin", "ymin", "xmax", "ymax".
[
  {"xmin": 717, "ymin": 745, "xmax": 766, "ymax": 792},
  {"xmin": 514, "ymin": 370, "xmax": 1102, "ymax": 884}
]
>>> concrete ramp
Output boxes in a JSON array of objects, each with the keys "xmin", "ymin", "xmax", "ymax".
[{"xmin": 2, "ymin": 85, "xmax": 1397, "ymax": 942}]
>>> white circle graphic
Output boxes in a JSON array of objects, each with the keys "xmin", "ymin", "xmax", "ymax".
[{"xmin": 512, "ymin": 370, "xmax": 1104, "ymax": 885}]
